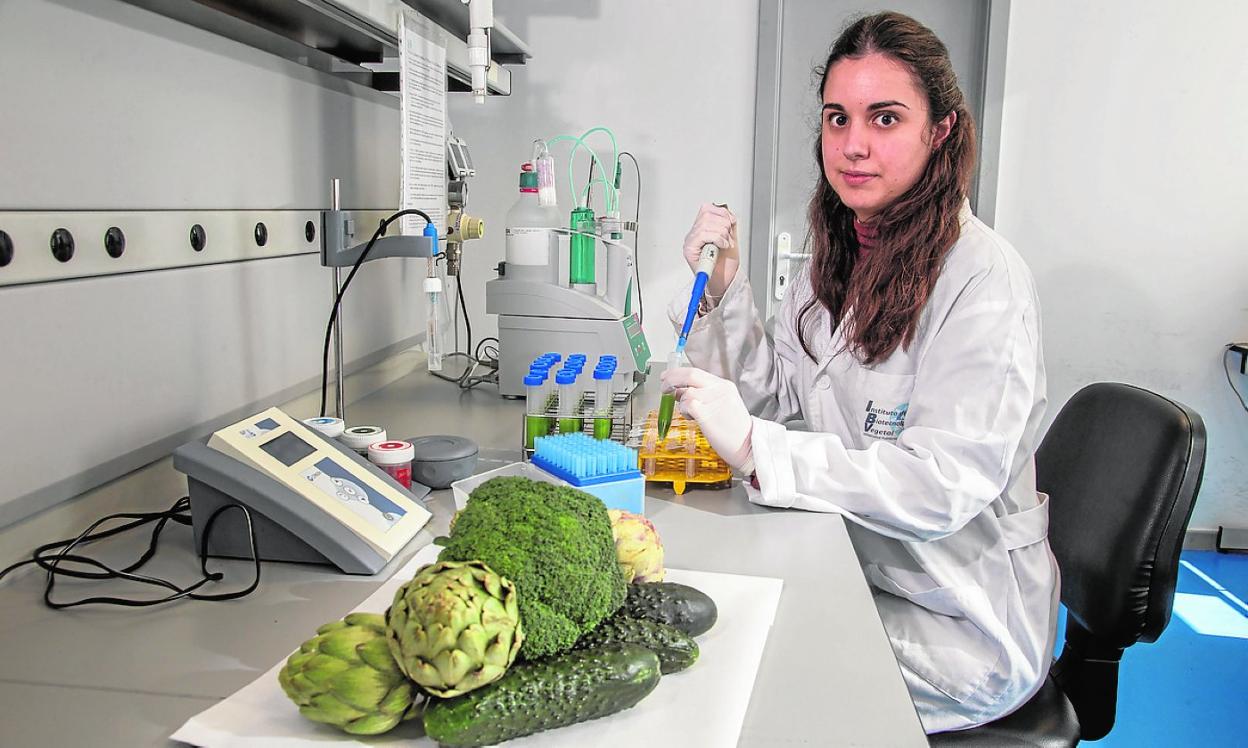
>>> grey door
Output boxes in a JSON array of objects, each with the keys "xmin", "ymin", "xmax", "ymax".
[{"xmin": 748, "ymin": 0, "xmax": 1008, "ymax": 320}]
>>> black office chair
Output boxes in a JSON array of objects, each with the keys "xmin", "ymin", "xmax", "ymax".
[{"xmin": 931, "ymin": 382, "xmax": 1206, "ymax": 747}]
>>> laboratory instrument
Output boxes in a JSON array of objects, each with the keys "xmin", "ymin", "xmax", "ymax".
[
  {"xmin": 488, "ymin": 134, "xmax": 651, "ymax": 398},
  {"xmin": 172, "ymin": 407, "xmax": 432, "ymax": 575},
  {"xmin": 320, "ymin": 179, "xmax": 439, "ymax": 419},
  {"xmin": 658, "ymin": 237, "xmax": 721, "ymax": 441}
]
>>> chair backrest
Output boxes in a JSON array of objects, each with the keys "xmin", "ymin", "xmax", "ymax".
[{"xmin": 1038, "ymin": 382, "xmax": 1206, "ymax": 740}]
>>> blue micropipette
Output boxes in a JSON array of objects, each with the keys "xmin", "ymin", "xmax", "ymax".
[
  {"xmin": 660, "ymin": 241, "xmax": 719, "ymax": 441},
  {"xmin": 676, "ymin": 242, "xmax": 719, "ymax": 353}
]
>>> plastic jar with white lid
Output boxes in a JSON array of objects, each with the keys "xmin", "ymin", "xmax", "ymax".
[
  {"xmin": 341, "ymin": 425, "xmax": 387, "ymax": 455},
  {"xmin": 302, "ymin": 416, "xmax": 345, "ymax": 439},
  {"xmin": 368, "ymin": 440, "xmax": 415, "ymax": 490}
]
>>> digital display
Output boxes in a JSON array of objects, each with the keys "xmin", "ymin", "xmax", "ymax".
[{"xmin": 260, "ymin": 431, "xmax": 317, "ymax": 467}]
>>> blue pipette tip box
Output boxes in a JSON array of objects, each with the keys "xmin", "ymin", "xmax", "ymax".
[{"xmin": 530, "ymin": 433, "xmax": 644, "ymax": 514}]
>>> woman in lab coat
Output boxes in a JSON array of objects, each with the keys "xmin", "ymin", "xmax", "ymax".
[{"xmin": 664, "ymin": 12, "xmax": 1058, "ymax": 733}]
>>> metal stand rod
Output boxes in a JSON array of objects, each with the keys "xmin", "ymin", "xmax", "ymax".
[{"xmin": 331, "ymin": 179, "xmax": 346, "ymax": 421}]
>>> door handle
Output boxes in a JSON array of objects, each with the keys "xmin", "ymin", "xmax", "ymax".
[{"xmin": 773, "ymin": 232, "xmax": 811, "ymax": 301}]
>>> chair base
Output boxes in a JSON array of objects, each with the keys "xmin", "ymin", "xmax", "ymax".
[{"xmin": 927, "ymin": 675, "xmax": 1079, "ymax": 747}]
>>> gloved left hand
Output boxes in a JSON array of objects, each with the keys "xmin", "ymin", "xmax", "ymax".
[{"xmin": 660, "ymin": 367, "xmax": 754, "ymax": 473}]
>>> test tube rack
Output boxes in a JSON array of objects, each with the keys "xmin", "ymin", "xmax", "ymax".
[
  {"xmin": 521, "ymin": 389, "xmax": 635, "ymax": 459},
  {"xmin": 629, "ymin": 409, "xmax": 733, "ymax": 495}
]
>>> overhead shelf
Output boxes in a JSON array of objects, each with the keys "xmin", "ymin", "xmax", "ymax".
[{"xmin": 118, "ymin": 0, "xmax": 531, "ymax": 96}]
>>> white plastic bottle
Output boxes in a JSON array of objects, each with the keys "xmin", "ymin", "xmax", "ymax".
[{"xmin": 504, "ymin": 162, "xmax": 562, "ymax": 284}]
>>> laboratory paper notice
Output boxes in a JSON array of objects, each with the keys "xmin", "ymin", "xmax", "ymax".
[{"xmin": 399, "ymin": 10, "xmax": 447, "ymax": 237}]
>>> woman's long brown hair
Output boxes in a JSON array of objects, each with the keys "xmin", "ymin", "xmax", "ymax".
[{"xmin": 798, "ymin": 12, "xmax": 977, "ymax": 365}]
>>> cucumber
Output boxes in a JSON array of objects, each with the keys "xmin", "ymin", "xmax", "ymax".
[
  {"xmin": 422, "ymin": 644, "xmax": 660, "ymax": 747},
  {"xmin": 623, "ymin": 582, "xmax": 718, "ymax": 637},
  {"xmin": 576, "ymin": 614, "xmax": 699, "ymax": 673}
]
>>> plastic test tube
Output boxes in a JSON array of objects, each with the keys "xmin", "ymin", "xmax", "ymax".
[
  {"xmin": 592, "ymin": 366, "xmax": 614, "ymax": 439},
  {"xmin": 525, "ymin": 372, "xmax": 550, "ymax": 449},
  {"xmin": 658, "ymin": 349, "xmax": 690, "ymax": 442},
  {"xmin": 556, "ymin": 369, "xmax": 582, "ymax": 434},
  {"xmin": 532, "ymin": 364, "xmax": 558, "ymax": 430}
]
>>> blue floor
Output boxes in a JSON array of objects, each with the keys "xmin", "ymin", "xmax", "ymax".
[{"xmin": 1056, "ymin": 550, "xmax": 1248, "ymax": 745}]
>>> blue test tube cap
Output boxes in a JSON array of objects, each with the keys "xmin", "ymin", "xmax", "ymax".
[
  {"xmin": 556, "ymin": 370, "xmax": 577, "ymax": 385},
  {"xmin": 524, "ymin": 373, "xmax": 545, "ymax": 387},
  {"xmin": 545, "ymin": 353, "xmax": 562, "ymax": 361},
  {"xmin": 593, "ymin": 368, "xmax": 612, "ymax": 380}
]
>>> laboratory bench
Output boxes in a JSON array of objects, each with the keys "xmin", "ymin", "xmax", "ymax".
[{"xmin": 0, "ymin": 354, "xmax": 927, "ymax": 747}]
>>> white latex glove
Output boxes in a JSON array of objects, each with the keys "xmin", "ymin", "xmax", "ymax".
[
  {"xmin": 681, "ymin": 204, "xmax": 739, "ymax": 299},
  {"xmin": 661, "ymin": 366, "xmax": 754, "ymax": 474}
]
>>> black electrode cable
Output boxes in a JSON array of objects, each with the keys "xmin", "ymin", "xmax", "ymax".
[
  {"xmin": 456, "ymin": 271, "xmax": 473, "ymax": 356},
  {"xmin": 0, "ymin": 497, "xmax": 262, "ymax": 609},
  {"xmin": 320, "ymin": 209, "xmax": 433, "ymax": 417}
]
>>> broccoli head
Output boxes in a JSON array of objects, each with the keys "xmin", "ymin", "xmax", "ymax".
[{"xmin": 437, "ymin": 476, "xmax": 627, "ymax": 660}]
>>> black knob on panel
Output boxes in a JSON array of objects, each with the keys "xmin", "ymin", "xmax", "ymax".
[
  {"xmin": 0, "ymin": 230, "xmax": 13, "ymax": 267},
  {"xmin": 51, "ymin": 228, "xmax": 75, "ymax": 263},
  {"xmin": 190, "ymin": 224, "xmax": 206, "ymax": 252},
  {"xmin": 105, "ymin": 227, "xmax": 126, "ymax": 258}
]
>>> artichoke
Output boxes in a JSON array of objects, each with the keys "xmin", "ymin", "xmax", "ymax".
[
  {"xmin": 609, "ymin": 509, "xmax": 666, "ymax": 583},
  {"xmin": 386, "ymin": 559, "xmax": 523, "ymax": 697},
  {"xmin": 278, "ymin": 612, "xmax": 420, "ymax": 736}
]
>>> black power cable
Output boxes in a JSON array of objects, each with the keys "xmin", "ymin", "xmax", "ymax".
[
  {"xmin": 456, "ymin": 272, "xmax": 472, "ymax": 356},
  {"xmin": 320, "ymin": 209, "xmax": 433, "ymax": 417},
  {"xmin": 0, "ymin": 497, "xmax": 261, "ymax": 609}
]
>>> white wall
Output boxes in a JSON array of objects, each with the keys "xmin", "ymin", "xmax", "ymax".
[
  {"xmin": 448, "ymin": 0, "xmax": 760, "ymax": 357},
  {"xmin": 995, "ymin": 0, "xmax": 1248, "ymax": 531}
]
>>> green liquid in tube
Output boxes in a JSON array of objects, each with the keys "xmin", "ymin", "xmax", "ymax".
[
  {"xmin": 657, "ymin": 392, "xmax": 677, "ymax": 442},
  {"xmin": 593, "ymin": 417, "xmax": 613, "ymax": 440},
  {"xmin": 524, "ymin": 415, "xmax": 549, "ymax": 449},
  {"xmin": 558, "ymin": 417, "xmax": 583, "ymax": 435}
]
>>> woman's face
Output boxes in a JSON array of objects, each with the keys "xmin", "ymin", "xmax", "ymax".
[{"xmin": 820, "ymin": 52, "xmax": 954, "ymax": 222}]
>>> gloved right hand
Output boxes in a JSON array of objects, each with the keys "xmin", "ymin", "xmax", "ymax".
[{"xmin": 682, "ymin": 203, "xmax": 739, "ymax": 299}]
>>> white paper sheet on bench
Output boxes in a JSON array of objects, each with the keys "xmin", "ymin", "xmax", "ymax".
[{"xmin": 172, "ymin": 544, "xmax": 783, "ymax": 748}]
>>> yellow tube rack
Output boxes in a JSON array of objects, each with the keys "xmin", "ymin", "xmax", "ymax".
[{"xmin": 632, "ymin": 409, "xmax": 732, "ymax": 495}]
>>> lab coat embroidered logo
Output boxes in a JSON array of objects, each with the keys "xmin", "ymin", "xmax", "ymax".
[{"xmin": 863, "ymin": 400, "xmax": 908, "ymax": 440}]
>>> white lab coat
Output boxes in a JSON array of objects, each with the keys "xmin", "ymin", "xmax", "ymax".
[{"xmin": 669, "ymin": 202, "xmax": 1059, "ymax": 733}]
